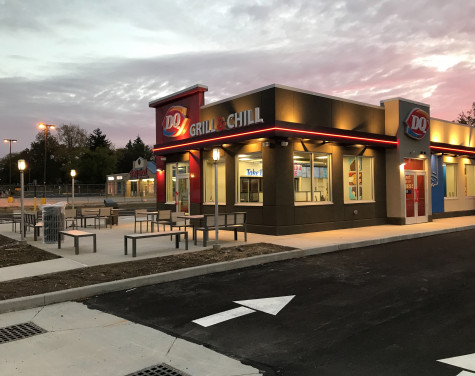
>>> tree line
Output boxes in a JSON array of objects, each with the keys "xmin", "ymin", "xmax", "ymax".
[{"xmin": 0, "ymin": 125, "xmax": 153, "ymax": 186}]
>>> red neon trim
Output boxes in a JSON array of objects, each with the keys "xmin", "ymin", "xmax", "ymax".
[
  {"xmin": 430, "ymin": 145, "xmax": 475, "ymax": 155},
  {"xmin": 273, "ymin": 127, "xmax": 398, "ymax": 145},
  {"xmin": 153, "ymin": 126, "xmax": 398, "ymax": 152}
]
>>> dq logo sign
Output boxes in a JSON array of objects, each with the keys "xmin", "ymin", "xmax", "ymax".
[
  {"xmin": 405, "ymin": 108, "xmax": 430, "ymax": 140},
  {"xmin": 162, "ymin": 106, "xmax": 190, "ymax": 137}
]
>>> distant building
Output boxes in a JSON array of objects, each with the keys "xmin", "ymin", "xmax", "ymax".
[{"xmin": 106, "ymin": 157, "xmax": 156, "ymax": 198}]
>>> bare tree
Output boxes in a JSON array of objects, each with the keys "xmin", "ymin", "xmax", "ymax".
[
  {"xmin": 57, "ymin": 124, "xmax": 89, "ymax": 148},
  {"xmin": 455, "ymin": 102, "xmax": 475, "ymax": 127}
]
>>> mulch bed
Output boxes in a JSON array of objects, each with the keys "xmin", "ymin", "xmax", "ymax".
[
  {"xmin": 0, "ymin": 234, "xmax": 60, "ymax": 267},
  {"xmin": 0, "ymin": 235, "xmax": 295, "ymax": 301}
]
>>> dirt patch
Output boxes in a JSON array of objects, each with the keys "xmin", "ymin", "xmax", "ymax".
[
  {"xmin": 0, "ymin": 234, "xmax": 60, "ymax": 267},
  {"xmin": 0, "ymin": 236, "xmax": 295, "ymax": 301}
]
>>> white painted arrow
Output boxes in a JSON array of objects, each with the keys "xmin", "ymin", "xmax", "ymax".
[
  {"xmin": 192, "ymin": 295, "xmax": 295, "ymax": 327},
  {"xmin": 438, "ymin": 352, "xmax": 475, "ymax": 373},
  {"xmin": 234, "ymin": 295, "xmax": 295, "ymax": 315}
]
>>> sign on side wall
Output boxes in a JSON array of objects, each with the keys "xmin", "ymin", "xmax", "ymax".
[{"xmin": 405, "ymin": 108, "xmax": 430, "ymax": 140}]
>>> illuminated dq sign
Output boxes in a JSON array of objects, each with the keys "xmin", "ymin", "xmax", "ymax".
[
  {"xmin": 162, "ymin": 106, "xmax": 190, "ymax": 137},
  {"xmin": 405, "ymin": 108, "xmax": 430, "ymax": 140}
]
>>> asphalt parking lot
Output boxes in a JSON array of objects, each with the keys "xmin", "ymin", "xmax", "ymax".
[{"xmin": 86, "ymin": 229, "xmax": 475, "ymax": 376}]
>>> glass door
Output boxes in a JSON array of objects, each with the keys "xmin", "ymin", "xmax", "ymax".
[
  {"xmin": 176, "ymin": 173, "xmax": 189, "ymax": 213},
  {"xmin": 405, "ymin": 172, "xmax": 428, "ymax": 224}
]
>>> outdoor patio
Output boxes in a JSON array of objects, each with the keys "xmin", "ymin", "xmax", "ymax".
[{"xmin": 0, "ymin": 214, "xmax": 251, "ymax": 267}]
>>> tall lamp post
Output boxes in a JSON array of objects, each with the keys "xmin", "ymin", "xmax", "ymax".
[
  {"xmin": 38, "ymin": 123, "xmax": 56, "ymax": 204},
  {"xmin": 3, "ymin": 138, "xmax": 17, "ymax": 186},
  {"xmin": 18, "ymin": 159, "xmax": 26, "ymax": 241},
  {"xmin": 212, "ymin": 148, "xmax": 221, "ymax": 251},
  {"xmin": 70, "ymin": 169, "xmax": 76, "ymax": 209}
]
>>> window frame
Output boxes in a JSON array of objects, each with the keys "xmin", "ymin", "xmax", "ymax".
[
  {"xmin": 293, "ymin": 151, "xmax": 332, "ymax": 204},
  {"xmin": 165, "ymin": 162, "xmax": 189, "ymax": 204},
  {"xmin": 444, "ymin": 163, "xmax": 458, "ymax": 199},
  {"xmin": 465, "ymin": 164, "xmax": 475, "ymax": 197},
  {"xmin": 203, "ymin": 157, "xmax": 226, "ymax": 205},
  {"xmin": 235, "ymin": 151, "xmax": 263, "ymax": 205},
  {"xmin": 343, "ymin": 155, "xmax": 375, "ymax": 203}
]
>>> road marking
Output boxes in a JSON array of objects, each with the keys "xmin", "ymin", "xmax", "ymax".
[
  {"xmin": 234, "ymin": 295, "xmax": 295, "ymax": 315},
  {"xmin": 192, "ymin": 295, "xmax": 295, "ymax": 327},
  {"xmin": 192, "ymin": 307, "xmax": 255, "ymax": 327},
  {"xmin": 438, "ymin": 352, "xmax": 475, "ymax": 372},
  {"xmin": 456, "ymin": 371, "xmax": 475, "ymax": 376}
]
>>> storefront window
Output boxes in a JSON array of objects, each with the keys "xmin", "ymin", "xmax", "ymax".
[
  {"xmin": 237, "ymin": 153, "xmax": 262, "ymax": 203},
  {"xmin": 466, "ymin": 165, "xmax": 475, "ymax": 197},
  {"xmin": 203, "ymin": 159, "xmax": 226, "ymax": 203},
  {"xmin": 166, "ymin": 162, "xmax": 189, "ymax": 203},
  {"xmin": 293, "ymin": 152, "xmax": 331, "ymax": 202},
  {"xmin": 343, "ymin": 156, "xmax": 374, "ymax": 202},
  {"xmin": 444, "ymin": 164, "xmax": 457, "ymax": 198}
]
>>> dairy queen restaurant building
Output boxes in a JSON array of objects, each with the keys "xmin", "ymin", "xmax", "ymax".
[{"xmin": 149, "ymin": 84, "xmax": 475, "ymax": 235}]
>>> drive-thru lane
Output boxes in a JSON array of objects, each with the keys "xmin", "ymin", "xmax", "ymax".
[{"xmin": 86, "ymin": 229, "xmax": 475, "ymax": 376}]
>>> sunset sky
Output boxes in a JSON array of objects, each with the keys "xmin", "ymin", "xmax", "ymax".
[{"xmin": 1, "ymin": 0, "xmax": 474, "ymax": 155}]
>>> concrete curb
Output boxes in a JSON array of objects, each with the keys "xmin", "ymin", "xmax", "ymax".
[{"xmin": 1, "ymin": 224, "xmax": 474, "ymax": 314}]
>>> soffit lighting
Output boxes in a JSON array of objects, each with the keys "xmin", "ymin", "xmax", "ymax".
[{"xmin": 153, "ymin": 126, "xmax": 398, "ymax": 153}]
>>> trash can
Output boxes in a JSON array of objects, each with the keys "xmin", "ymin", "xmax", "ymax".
[
  {"xmin": 104, "ymin": 199, "xmax": 119, "ymax": 225},
  {"xmin": 42, "ymin": 203, "xmax": 66, "ymax": 244}
]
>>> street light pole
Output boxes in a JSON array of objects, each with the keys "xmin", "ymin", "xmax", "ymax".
[
  {"xmin": 3, "ymin": 138, "xmax": 17, "ymax": 186},
  {"xmin": 38, "ymin": 123, "xmax": 56, "ymax": 203},
  {"xmin": 18, "ymin": 159, "xmax": 26, "ymax": 241},
  {"xmin": 212, "ymin": 148, "xmax": 221, "ymax": 251},
  {"xmin": 70, "ymin": 169, "xmax": 76, "ymax": 210}
]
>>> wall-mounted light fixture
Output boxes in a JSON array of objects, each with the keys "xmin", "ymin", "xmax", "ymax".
[
  {"xmin": 280, "ymin": 141, "xmax": 288, "ymax": 147},
  {"xmin": 262, "ymin": 141, "xmax": 270, "ymax": 147}
]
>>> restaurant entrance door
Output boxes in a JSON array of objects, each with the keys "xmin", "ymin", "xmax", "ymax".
[
  {"xmin": 176, "ymin": 173, "xmax": 189, "ymax": 213},
  {"xmin": 405, "ymin": 171, "xmax": 428, "ymax": 224}
]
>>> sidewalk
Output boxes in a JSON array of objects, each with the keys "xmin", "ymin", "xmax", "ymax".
[{"xmin": 0, "ymin": 301, "xmax": 261, "ymax": 376}]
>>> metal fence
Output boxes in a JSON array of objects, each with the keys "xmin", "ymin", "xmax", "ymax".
[
  {"xmin": 0, "ymin": 184, "xmax": 106, "ymax": 198},
  {"xmin": 0, "ymin": 184, "xmax": 156, "ymax": 205}
]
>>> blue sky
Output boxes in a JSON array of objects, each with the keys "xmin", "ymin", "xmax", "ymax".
[{"xmin": 1, "ymin": 0, "xmax": 474, "ymax": 155}]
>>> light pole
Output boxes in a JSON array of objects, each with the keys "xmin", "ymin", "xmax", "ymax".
[
  {"xmin": 3, "ymin": 138, "xmax": 17, "ymax": 186},
  {"xmin": 18, "ymin": 159, "xmax": 26, "ymax": 241},
  {"xmin": 70, "ymin": 169, "xmax": 76, "ymax": 210},
  {"xmin": 212, "ymin": 148, "xmax": 221, "ymax": 251},
  {"xmin": 38, "ymin": 123, "xmax": 55, "ymax": 203}
]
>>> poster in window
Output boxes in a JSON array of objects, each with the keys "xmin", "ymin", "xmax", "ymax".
[{"xmin": 349, "ymin": 157, "xmax": 356, "ymax": 172}]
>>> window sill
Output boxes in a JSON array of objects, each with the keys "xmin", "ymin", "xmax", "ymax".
[
  {"xmin": 234, "ymin": 202, "xmax": 263, "ymax": 206},
  {"xmin": 294, "ymin": 201, "xmax": 334, "ymax": 206},
  {"xmin": 165, "ymin": 201, "xmax": 176, "ymax": 205},
  {"xmin": 203, "ymin": 202, "xmax": 227, "ymax": 205},
  {"xmin": 343, "ymin": 200, "xmax": 376, "ymax": 204},
  {"xmin": 444, "ymin": 197, "xmax": 459, "ymax": 200}
]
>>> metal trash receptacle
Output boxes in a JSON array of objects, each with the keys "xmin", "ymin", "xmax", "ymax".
[{"xmin": 42, "ymin": 204, "xmax": 65, "ymax": 244}]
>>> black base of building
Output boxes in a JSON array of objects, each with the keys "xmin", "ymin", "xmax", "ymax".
[
  {"xmin": 432, "ymin": 210, "xmax": 475, "ymax": 219},
  {"xmin": 248, "ymin": 218, "xmax": 388, "ymax": 236}
]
